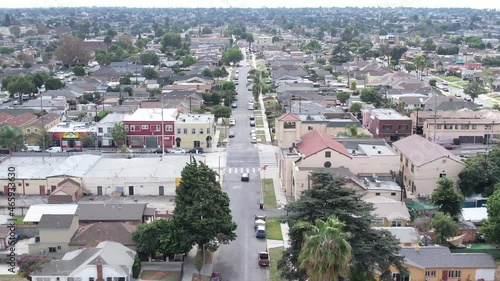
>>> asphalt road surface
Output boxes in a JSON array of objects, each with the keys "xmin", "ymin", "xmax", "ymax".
[{"xmin": 212, "ymin": 51, "xmax": 270, "ymax": 281}]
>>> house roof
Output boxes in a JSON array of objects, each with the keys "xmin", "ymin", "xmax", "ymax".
[
  {"xmin": 24, "ymin": 204, "xmax": 79, "ymax": 223},
  {"xmin": 34, "ymin": 241, "xmax": 136, "ymax": 276},
  {"xmin": 2, "ymin": 112, "xmax": 37, "ymax": 127},
  {"xmin": 38, "ymin": 214, "xmax": 75, "ymax": 229},
  {"xmin": 365, "ymin": 196, "xmax": 410, "ymax": 221},
  {"xmin": 373, "ymin": 227, "xmax": 420, "ymax": 244},
  {"xmin": 400, "ymin": 246, "xmax": 497, "ymax": 269},
  {"xmin": 45, "ymin": 155, "xmax": 102, "ymax": 178},
  {"xmin": 69, "ymin": 222, "xmax": 137, "ymax": 247},
  {"xmin": 76, "ymin": 203, "xmax": 147, "ymax": 221},
  {"xmin": 392, "ymin": 135, "xmax": 463, "ymax": 167},
  {"xmin": 297, "ymin": 129, "xmax": 351, "ymax": 158}
]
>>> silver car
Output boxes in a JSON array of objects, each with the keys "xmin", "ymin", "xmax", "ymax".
[{"xmin": 170, "ymin": 148, "xmax": 186, "ymax": 154}]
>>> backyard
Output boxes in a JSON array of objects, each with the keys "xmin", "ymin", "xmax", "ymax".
[{"xmin": 140, "ymin": 270, "xmax": 181, "ymax": 281}]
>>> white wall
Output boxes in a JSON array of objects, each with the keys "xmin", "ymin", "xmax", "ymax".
[
  {"xmin": 72, "ymin": 264, "xmax": 126, "ymax": 280},
  {"xmin": 83, "ymin": 176, "xmax": 176, "ymax": 196},
  {"xmin": 475, "ymin": 269, "xmax": 495, "ymax": 281}
]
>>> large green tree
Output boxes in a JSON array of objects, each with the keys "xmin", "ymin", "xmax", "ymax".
[
  {"xmin": 431, "ymin": 177, "xmax": 464, "ymax": 220},
  {"xmin": 172, "ymin": 159, "xmax": 237, "ymax": 258},
  {"xmin": 298, "ymin": 217, "xmax": 352, "ymax": 281},
  {"xmin": 431, "ymin": 213, "xmax": 459, "ymax": 244},
  {"xmin": 413, "ymin": 55, "xmax": 426, "ymax": 78},
  {"xmin": 132, "ymin": 219, "xmax": 173, "ymax": 259},
  {"xmin": 222, "ymin": 47, "xmax": 243, "ymax": 65},
  {"xmin": 278, "ymin": 172, "xmax": 406, "ymax": 281},
  {"xmin": 0, "ymin": 125, "xmax": 24, "ymax": 152},
  {"xmin": 140, "ymin": 51, "xmax": 160, "ymax": 66},
  {"xmin": 481, "ymin": 184, "xmax": 500, "ymax": 244},
  {"xmin": 463, "ymin": 82, "xmax": 488, "ymax": 102},
  {"xmin": 336, "ymin": 124, "xmax": 372, "ymax": 138},
  {"xmin": 458, "ymin": 148, "xmax": 500, "ymax": 196}
]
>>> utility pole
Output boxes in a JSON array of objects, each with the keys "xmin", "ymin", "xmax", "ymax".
[
  {"xmin": 161, "ymin": 94, "xmax": 165, "ymax": 158},
  {"xmin": 41, "ymin": 93, "xmax": 45, "ymax": 162},
  {"xmin": 218, "ymin": 156, "xmax": 221, "ymax": 184},
  {"xmin": 433, "ymin": 90, "xmax": 437, "ymax": 143}
]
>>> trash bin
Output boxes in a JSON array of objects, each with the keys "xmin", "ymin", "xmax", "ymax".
[{"xmin": 259, "ymin": 202, "xmax": 264, "ymax": 210}]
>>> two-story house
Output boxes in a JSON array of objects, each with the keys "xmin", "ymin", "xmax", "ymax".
[
  {"xmin": 123, "ymin": 108, "xmax": 179, "ymax": 148},
  {"xmin": 21, "ymin": 113, "xmax": 61, "ymax": 145},
  {"xmin": 96, "ymin": 113, "xmax": 127, "ymax": 147},
  {"xmin": 174, "ymin": 113, "xmax": 216, "ymax": 149},
  {"xmin": 31, "ymin": 241, "xmax": 136, "ymax": 281},
  {"xmin": 362, "ymin": 108, "xmax": 412, "ymax": 142},
  {"xmin": 279, "ymin": 129, "xmax": 400, "ymax": 200},
  {"xmin": 392, "ymin": 135, "xmax": 465, "ymax": 197},
  {"xmin": 28, "ymin": 214, "xmax": 80, "ymax": 255}
]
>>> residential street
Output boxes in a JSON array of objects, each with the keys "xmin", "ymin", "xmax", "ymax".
[{"xmin": 212, "ymin": 53, "xmax": 270, "ymax": 281}]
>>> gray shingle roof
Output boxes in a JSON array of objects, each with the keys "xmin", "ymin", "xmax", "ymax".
[
  {"xmin": 76, "ymin": 203, "xmax": 146, "ymax": 221},
  {"xmin": 38, "ymin": 214, "xmax": 75, "ymax": 229},
  {"xmin": 400, "ymin": 246, "xmax": 497, "ymax": 269},
  {"xmin": 392, "ymin": 135, "xmax": 463, "ymax": 167}
]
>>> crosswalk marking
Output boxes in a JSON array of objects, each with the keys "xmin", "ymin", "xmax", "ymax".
[{"xmin": 225, "ymin": 167, "xmax": 264, "ymax": 174}]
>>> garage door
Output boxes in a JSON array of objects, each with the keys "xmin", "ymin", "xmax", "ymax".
[
  {"xmin": 459, "ymin": 136, "xmax": 475, "ymax": 143},
  {"xmin": 145, "ymin": 136, "xmax": 158, "ymax": 148}
]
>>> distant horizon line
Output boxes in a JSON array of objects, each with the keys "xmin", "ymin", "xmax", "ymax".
[{"xmin": 0, "ymin": 6, "xmax": 497, "ymax": 10}]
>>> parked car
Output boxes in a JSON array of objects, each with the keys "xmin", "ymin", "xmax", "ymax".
[
  {"xmin": 251, "ymin": 136, "xmax": 257, "ymax": 143},
  {"xmin": 476, "ymin": 101, "xmax": 483, "ymax": 106},
  {"xmin": 153, "ymin": 148, "xmax": 169, "ymax": 154},
  {"xmin": 442, "ymin": 81, "xmax": 448, "ymax": 85},
  {"xmin": 258, "ymin": 251, "xmax": 270, "ymax": 266},
  {"xmin": 241, "ymin": 173, "xmax": 250, "ymax": 182},
  {"xmin": 250, "ymin": 129, "xmax": 256, "ymax": 135},
  {"xmin": 210, "ymin": 272, "xmax": 221, "ymax": 281},
  {"xmin": 443, "ymin": 144, "xmax": 456, "ymax": 150},
  {"xmin": 250, "ymin": 120, "xmax": 256, "ymax": 127},
  {"xmin": 250, "ymin": 133, "xmax": 256, "ymax": 138},
  {"xmin": 46, "ymin": 146, "xmax": 62, "ymax": 153},
  {"xmin": 66, "ymin": 148, "xmax": 82, "ymax": 153},
  {"xmin": 254, "ymin": 215, "xmax": 266, "ymax": 229},
  {"xmin": 231, "ymin": 102, "xmax": 237, "ymax": 108},
  {"xmin": 229, "ymin": 119, "xmax": 236, "ymax": 126},
  {"xmin": 134, "ymin": 148, "xmax": 152, "ymax": 154},
  {"xmin": 255, "ymin": 225, "xmax": 266, "ymax": 238},
  {"xmin": 442, "ymin": 87, "xmax": 449, "ymax": 92},
  {"xmin": 23, "ymin": 145, "xmax": 41, "ymax": 152},
  {"xmin": 188, "ymin": 148, "xmax": 204, "ymax": 154},
  {"xmin": 249, "ymin": 115, "xmax": 255, "ymax": 120},
  {"xmin": 228, "ymin": 131, "xmax": 235, "ymax": 138},
  {"xmin": 170, "ymin": 148, "xmax": 186, "ymax": 154}
]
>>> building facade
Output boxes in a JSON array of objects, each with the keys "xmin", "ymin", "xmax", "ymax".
[
  {"xmin": 49, "ymin": 121, "xmax": 96, "ymax": 150},
  {"xmin": 362, "ymin": 108, "xmax": 412, "ymax": 142},
  {"xmin": 174, "ymin": 113, "xmax": 216, "ymax": 149},
  {"xmin": 97, "ymin": 113, "xmax": 126, "ymax": 147},
  {"xmin": 123, "ymin": 108, "xmax": 178, "ymax": 148}
]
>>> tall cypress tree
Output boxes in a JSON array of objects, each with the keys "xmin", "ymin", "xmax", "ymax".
[
  {"xmin": 172, "ymin": 158, "xmax": 237, "ymax": 254},
  {"xmin": 278, "ymin": 172, "xmax": 406, "ymax": 281}
]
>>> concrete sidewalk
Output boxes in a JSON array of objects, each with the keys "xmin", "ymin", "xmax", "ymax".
[{"xmin": 181, "ymin": 246, "xmax": 214, "ymax": 281}]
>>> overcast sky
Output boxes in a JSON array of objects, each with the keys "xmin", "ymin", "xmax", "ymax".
[{"xmin": 0, "ymin": 0, "xmax": 498, "ymax": 9}]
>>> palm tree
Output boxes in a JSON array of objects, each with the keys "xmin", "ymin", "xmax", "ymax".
[
  {"xmin": 413, "ymin": 55, "xmax": 426, "ymax": 78},
  {"xmin": 0, "ymin": 125, "xmax": 25, "ymax": 152},
  {"xmin": 251, "ymin": 71, "xmax": 265, "ymax": 102},
  {"xmin": 299, "ymin": 216, "xmax": 352, "ymax": 281},
  {"xmin": 336, "ymin": 124, "xmax": 372, "ymax": 138}
]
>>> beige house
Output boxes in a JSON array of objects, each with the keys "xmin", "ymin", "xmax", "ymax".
[
  {"xmin": 279, "ymin": 129, "xmax": 399, "ymax": 200},
  {"xmin": 373, "ymin": 227, "xmax": 420, "ymax": 247},
  {"xmin": 392, "ymin": 134, "xmax": 465, "ymax": 197},
  {"xmin": 28, "ymin": 214, "xmax": 79, "ymax": 255},
  {"xmin": 163, "ymin": 77, "xmax": 213, "ymax": 93},
  {"xmin": 174, "ymin": 113, "xmax": 216, "ymax": 149},
  {"xmin": 411, "ymin": 110, "xmax": 500, "ymax": 144},
  {"xmin": 366, "ymin": 197, "xmax": 411, "ymax": 227},
  {"xmin": 275, "ymin": 112, "xmax": 371, "ymax": 148}
]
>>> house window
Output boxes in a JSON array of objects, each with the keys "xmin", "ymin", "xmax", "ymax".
[
  {"xmin": 391, "ymin": 192, "xmax": 396, "ymax": 196},
  {"xmin": 392, "ymin": 273, "xmax": 409, "ymax": 281},
  {"xmin": 485, "ymin": 125, "xmax": 492, "ymax": 130},
  {"xmin": 283, "ymin": 122, "xmax": 296, "ymax": 129},
  {"xmin": 325, "ymin": 151, "xmax": 331, "ymax": 158},
  {"xmin": 26, "ymin": 183, "xmax": 29, "ymax": 186},
  {"xmin": 192, "ymin": 128, "xmax": 196, "ymax": 134},
  {"xmin": 372, "ymin": 218, "xmax": 384, "ymax": 225},
  {"xmin": 89, "ymin": 278, "xmax": 95, "ymax": 281},
  {"xmin": 308, "ymin": 126, "xmax": 313, "ymax": 131},
  {"xmin": 448, "ymin": 270, "xmax": 461, "ymax": 278},
  {"xmin": 399, "ymin": 125, "xmax": 409, "ymax": 130},
  {"xmin": 411, "ymin": 164, "xmax": 414, "ymax": 172},
  {"xmin": 166, "ymin": 125, "xmax": 173, "ymax": 131},
  {"xmin": 207, "ymin": 127, "xmax": 210, "ymax": 134},
  {"xmin": 26, "ymin": 128, "xmax": 31, "ymax": 133},
  {"xmin": 177, "ymin": 128, "xmax": 181, "ymax": 134},
  {"xmin": 156, "ymin": 125, "xmax": 160, "ymax": 131},
  {"xmin": 444, "ymin": 125, "xmax": 453, "ymax": 130},
  {"xmin": 382, "ymin": 124, "xmax": 393, "ymax": 130},
  {"xmin": 391, "ymin": 220, "xmax": 402, "ymax": 227},
  {"xmin": 455, "ymin": 125, "xmax": 459, "ymax": 129},
  {"xmin": 98, "ymin": 127, "xmax": 103, "ymax": 133},
  {"xmin": 405, "ymin": 158, "xmax": 408, "ymax": 167},
  {"xmin": 400, "ymin": 154, "xmax": 402, "ymax": 161},
  {"xmin": 107, "ymin": 127, "xmax": 111, "ymax": 133},
  {"xmin": 184, "ymin": 128, "xmax": 188, "ymax": 134},
  {"xmin": 107, "ymin": 278, "xmax": 112, "ymax": 281},
  {"xmin": 461, "ymin": 125, "xmax": 469, "ymax": 130},
  {"xmin": 57, "ymin": 246, "xmax": 62, "ymax": 250},
  {"xmin": 425, "ymin": 270, "xmax": 436, "ymax": 277},
  {"xmin": 130, "ymin": 125, "xmax": 135, "ymax": 132},
  {"xmin": 49, "ymin": 247, "xmax": 57, "ymax": 253},
  {"xmin": 34, "ymin": 128, "xmax": 38, "ymax": 133},
  {"xmin": 440, "ymin": 173, "xmax": 447, "ymax": 178},
  {"xmin": 200, "ymin": 129, "xmax": 204, "ymax": 134},
  {"xmin": 472, "ymin": 125, "xmax": 477, "ymax": 129},
  {"xmin": 436, "ymin": 125, "xmax": 442, "ymax": 129},
  {"xmin": 375, "ymin": 193, "xmax": 381, "ymax": 196},
  {"xmin": 141, "ymin": 125, "xmax": 149, "ymax": 130}
]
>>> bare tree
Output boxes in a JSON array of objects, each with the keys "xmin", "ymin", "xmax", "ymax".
[{"xmin": 54, "ymin": 36, "xmax": 91, "ymax": 67}]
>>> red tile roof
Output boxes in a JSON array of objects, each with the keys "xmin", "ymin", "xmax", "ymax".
[
  {"xmin": 277, "ymin": 113, "xmax": 300, "ymax": 121},
  {"xmin": 297, "ymin": 130, "xmax": 351, "ymax": 158},
  {"xmin": 4, "ymin": 112, "xmax": 37, "ymax": 128},
  {"xmin": 0, "ymin": 112, "xmax": 13, "ymax": 124}
]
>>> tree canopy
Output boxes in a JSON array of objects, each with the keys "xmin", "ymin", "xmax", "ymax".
[
  {"xmin": 278, "ymin": 172, "xmax": 405, "ymax": 281},
  {"xmin": 431, "ymin": 213, "xmax": 458, "ymax": 243},
  {"xmin": 463, "ymin": 82, "xmax": 488, "ymax": 101},
  {"xmin": 481, "ymin": 184, "xmax": 500, "ymax": 244},
  {"xmin": 431, "ymin": 177, "xmax": 464, "ymax": 220},
  {"xmin": 54, "ymin": 36, "xmax": 91, "ymax": 67},
  {"xmin": 458, "ymin": 148, "xmax": 500, "ymax": 196},
  {"xmin": 222, "ymin": 47, "xmax": 243, "ymax": 65}
]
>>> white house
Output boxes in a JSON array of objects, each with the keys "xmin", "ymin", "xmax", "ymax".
[
  {"xmin": 97, "ymin": 113, "xmax": 127, "ymax": 147},
  {"xmin": 31, "ymin": 241, "xmax": 135, "ymax": 281}
]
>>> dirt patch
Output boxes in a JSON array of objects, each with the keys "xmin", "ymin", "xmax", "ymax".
[
  {"xmin": 191, "ymin": 273, "xmax": 211, "ymax": 281},
  {"xmin": 495, "ymin": 264, "xmax": 500, "ymax": 281},
  {"xmin": 140, "ymin": 270, "xmax": 180, "ymax": 281}
]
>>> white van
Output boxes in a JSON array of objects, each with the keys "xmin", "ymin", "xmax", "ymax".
[
  {"xmin": 248, "ymin": 103, "xmax": 254, "ymax": 110},
  {"xmin": 24, "ymin": 145, "xmax": 41, "ymax": 152},
  {"xmin": 46, "ymin": 147, "xmax": 62, "ymax": 153}
]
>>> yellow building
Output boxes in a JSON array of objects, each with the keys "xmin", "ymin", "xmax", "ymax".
[
  {"xmin": 365, "ymin": 197, "xmax": 410, "ymax": 227},
  {"xmin": 28, "ymin": 214, "xmax": 79, "ymax": 255},
  {"xmin": 174, "ymin": 114, "xmax": 216, "ymax": 149},
  {"xmin": 384, "ymin": 246, "xmax": 497, "ymax": 281},
  {"xmin": 21, "ymin": 113, "xmax": 61, "ymax": 145}
]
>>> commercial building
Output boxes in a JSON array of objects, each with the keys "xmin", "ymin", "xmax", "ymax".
[
  {"xmin": 48, "ymin": 121, "xmax": 97, "ymax": 150},
  {"xmin": 97, "ymin": 113, "xmax": 127, "ymax": 147},
  {"xmin": 174, "ymin": 113, "xmax": 216, "ymax": 149},
  {"xmin": 362, "ymin": 108, "xmax": 412, "ymax": 142},
  {"xmin": 123, "ymin": 108, "xmax": 179, "ymax": 148}
]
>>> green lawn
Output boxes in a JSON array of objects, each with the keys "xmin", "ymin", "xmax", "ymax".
[
  {"xmin": 269, "ymin": 247, "xmax": 285, "ymax": 281},
  {"xmin": 255, "ymin": 117, "xmax": 264, "ymax": 127},
  {"xmin": 468, "ymin": 244, "xmax": 494, "ymax": 249},
  {"xmin": 266, "ymin": 218, "xmax": 283, "ymax": 240},
  {"xmin": 441, "ymin": 76, "xmax": 462, "ymax": 82},
  {"xmin": 262, "ymin": 179, "xmax": 277, "ymax": 209},
  {"xmin": 454, "ymin": 81, "xmax": 470, "ymax": 88},
  {"xmin": 264, "ymin": 99, "xmax": 279, "ymax": 111},
  {"xmin": 14, "ymin": 215, "xmax": 24, "ymax": 224}
]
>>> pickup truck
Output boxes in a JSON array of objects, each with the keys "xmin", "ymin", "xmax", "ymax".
[{"xmin": 258, "ymin": 251, "xmax": 270, "ymax": 266}]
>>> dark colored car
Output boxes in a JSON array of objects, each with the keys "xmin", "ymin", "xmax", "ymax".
[
  {"xmin": 210, "ymin": 272, "xmax": 221, "ymax": 281},
  {"xmin": 188, "ymin": 148, "xmax": 204, "ymax": 154},
  {"xmin": 66, "ymin": 148, "xmax": 82, "ymax": 152},
  {"xmin": 135, "ymin": 148, "xmax": 152, "ymax": 154},
  {"xmin": 241, "ymin": 173, "xmax": 249, "ymax": 182},
  {"xmin": 153, "ymin": 148, "xmax": 169, "ymax": 154},
  {"xmin": 258, "ymin": 252, "xmax": 270, "ymax": 266}
]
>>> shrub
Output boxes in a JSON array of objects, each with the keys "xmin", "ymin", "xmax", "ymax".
[
  {"xmin": 453, "ymin": 138, "xmax": 461, "ymax": 145},
  {"xmin": 132, "ymin": 258, "xmax": 141, "ymax": 278}
]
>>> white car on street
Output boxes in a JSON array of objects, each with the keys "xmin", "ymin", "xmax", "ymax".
[
  {"xmin": 170, "ymin": 148, "xmax": 186, "ymax": 154},
  {"xmin": 251, "ymin": 136, "xmax": 257, "ymax": 143}
]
